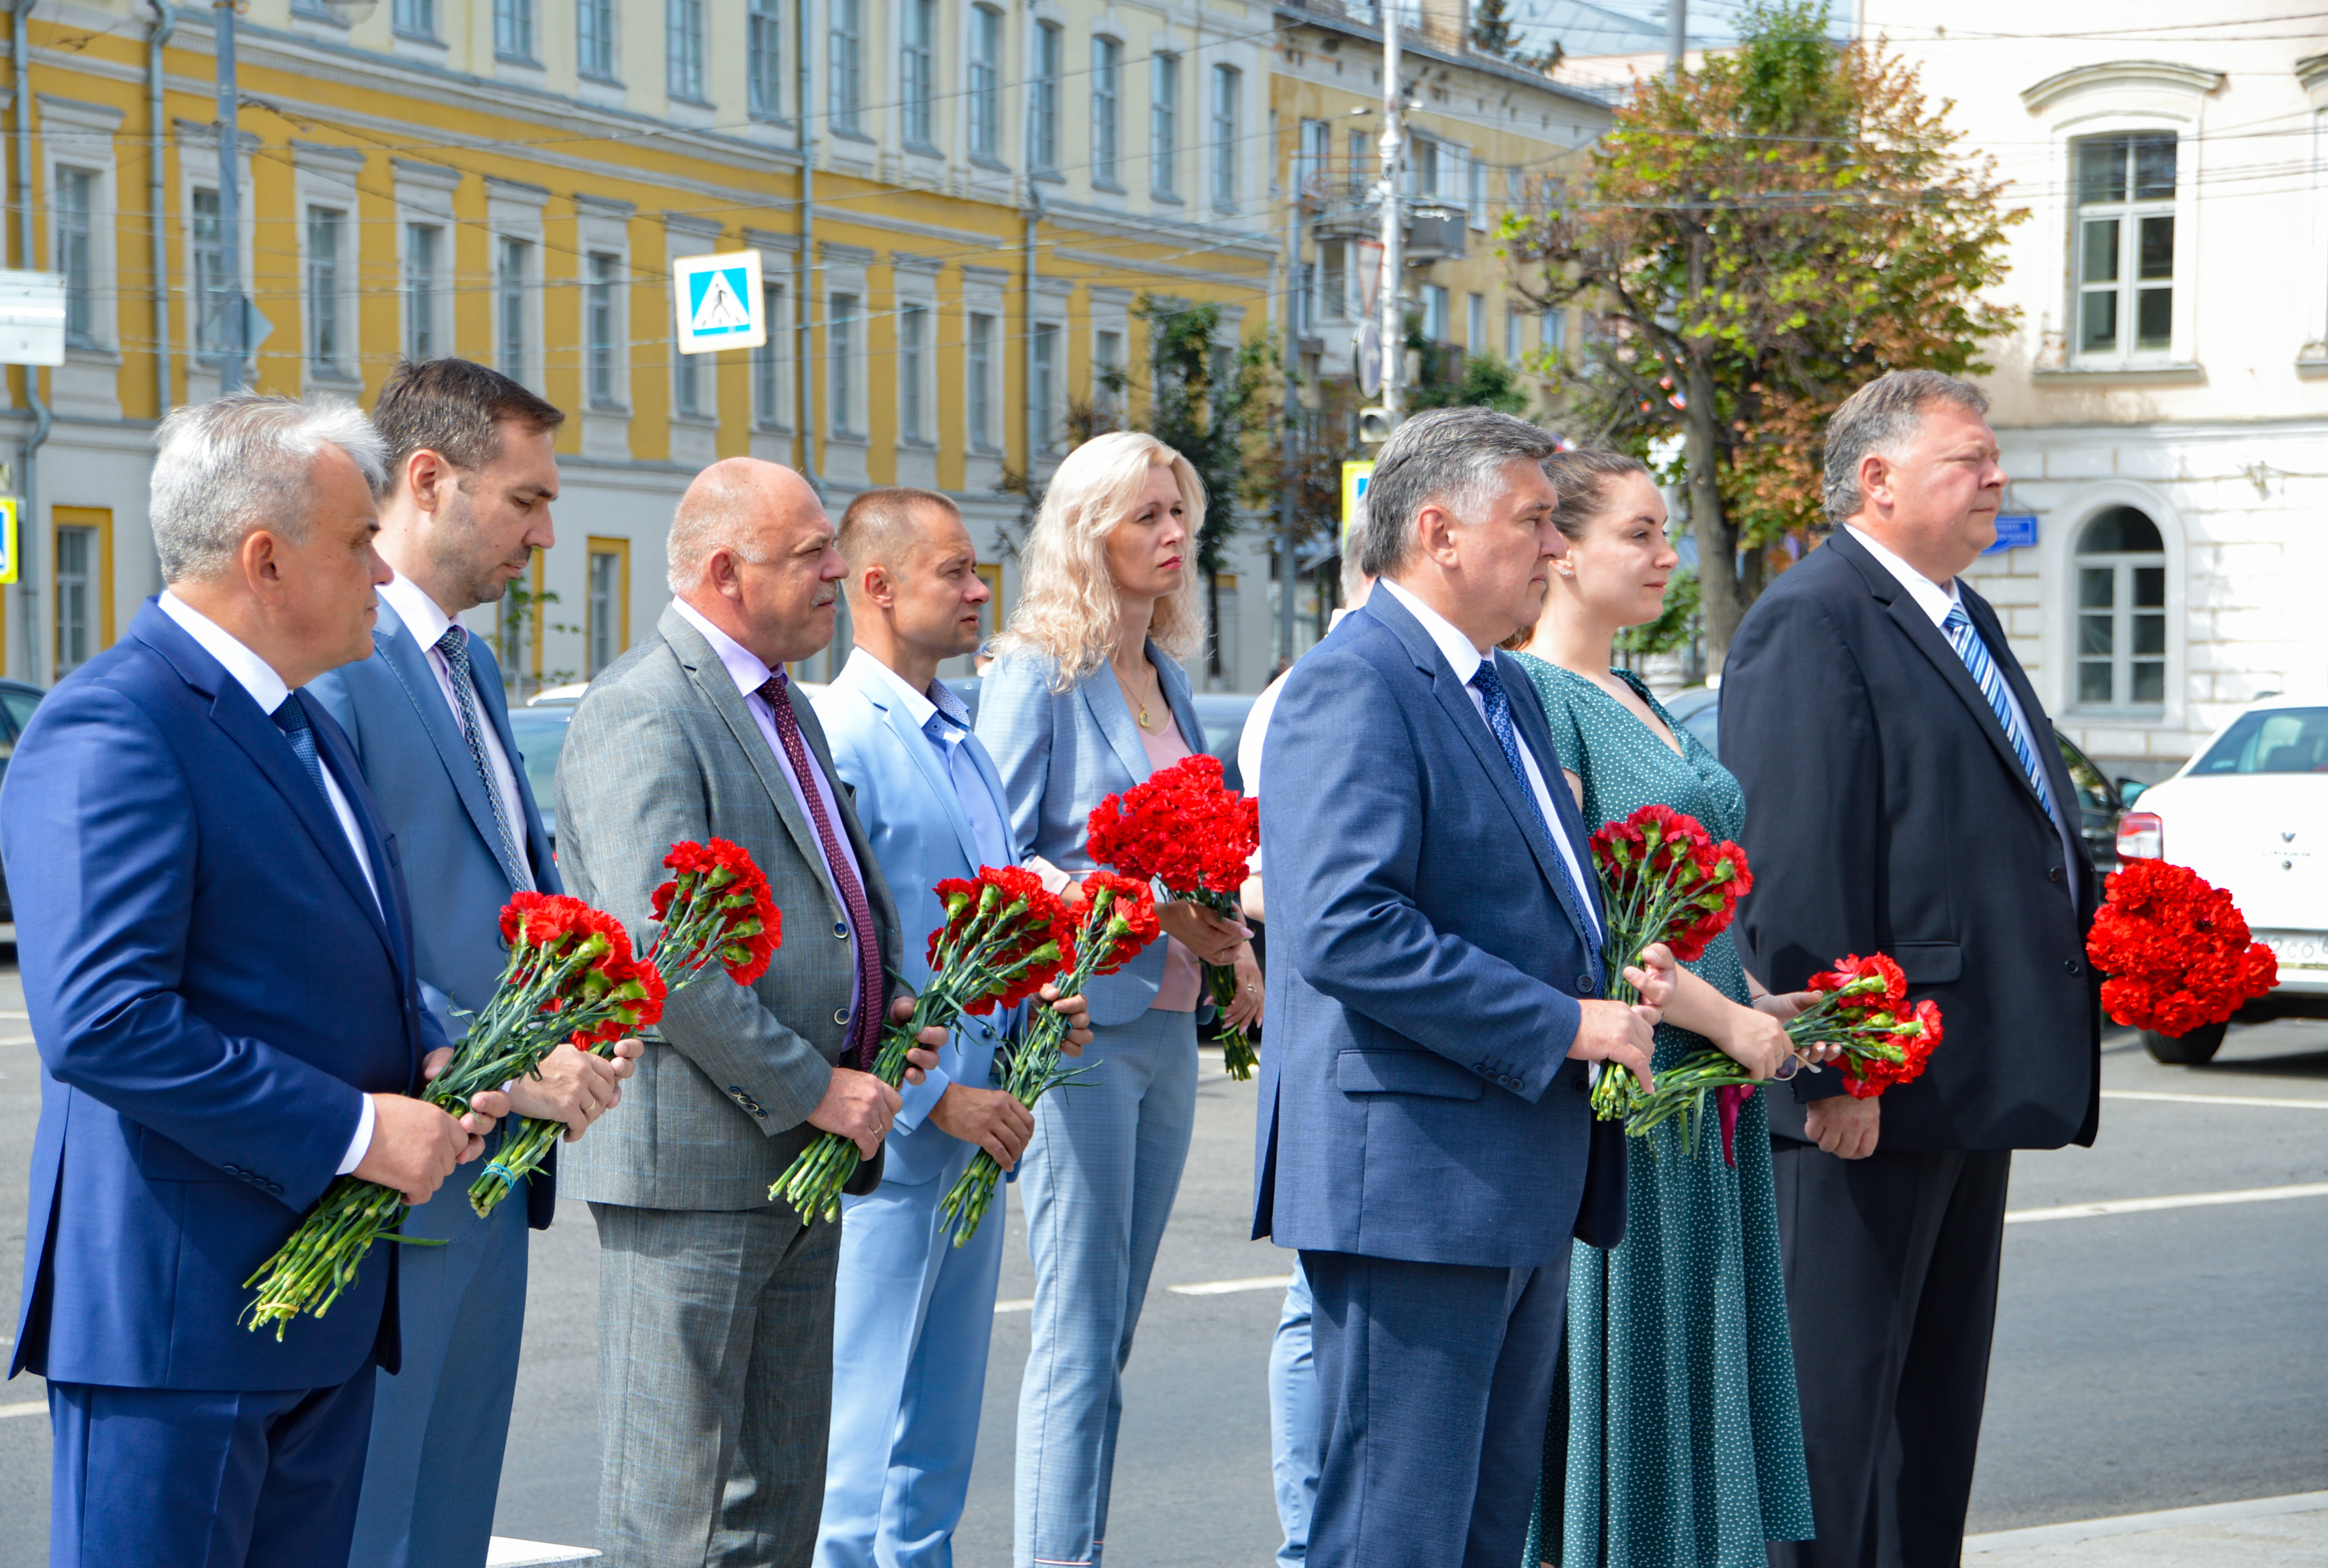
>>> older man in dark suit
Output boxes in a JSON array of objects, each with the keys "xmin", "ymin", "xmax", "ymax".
[{"xmin": 1722, "ymin": 370, "xmax": 2101, "ymax": 1568}]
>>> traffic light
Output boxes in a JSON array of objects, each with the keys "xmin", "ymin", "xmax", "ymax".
[{"xmin": 1357, "ymin": 406, "xmax": 1401, "ymax": 446}]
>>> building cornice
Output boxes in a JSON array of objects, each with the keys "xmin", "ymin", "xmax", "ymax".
[
  {"xmin": 1273, "ymin": 5, "xmax": 1610, "ymax": 114},
  {"xmin": 2020, "ymin": 60, "xmax": 2224, "ymax": 115}
]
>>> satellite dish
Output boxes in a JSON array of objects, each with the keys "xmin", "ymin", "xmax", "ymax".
[{"xmin": 320, "ymin": 0, "xmax": 378, "ymax": 24}]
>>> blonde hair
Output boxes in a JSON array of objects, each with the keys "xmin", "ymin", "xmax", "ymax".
[{"xmin": 993, "ymin": 431, "xmax": 1208, "ymax": 690}]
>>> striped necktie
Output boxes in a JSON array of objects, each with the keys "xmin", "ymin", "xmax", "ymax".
[
  {"xmin": 434, "ymin": 625, "xmax": 532, "ymax": 892},
  {"xmin": 1941, "ymin": 602, "xmax": 2055, "ymax": 816}
]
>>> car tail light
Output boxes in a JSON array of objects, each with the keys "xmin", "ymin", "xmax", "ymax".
[{"xmin": 2117, "ymin": 811, "xmax": 2163, "ymax": 860}]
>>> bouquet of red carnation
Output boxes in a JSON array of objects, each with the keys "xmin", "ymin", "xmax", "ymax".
[
  {"xmin": 1085, "ymin": 754, "xmax": 1262, "ymax": 1078},
  {"xmin": 940, "ymin": 870, "xmax": 1162, "ymax": 1247},
  {"xmin": 771, "ymin": 865, "xmax": 1074, "ymax": 1225},
  {"xmin": 1584, "ymin": 804, "xmax": 1752, "ymax": 1125},
  {"xmin": 243, "ymin": 891, "xmax": 667, "ymax": 1336},
  {"xmin": 468, "ymin": 838, "xmax": 782, "ymax": 1218},
  {"xmin": 1617, "ymin": 952, "xmax": 1945, "ymax": 1163},
  {"xmin": 2086, "ymin": 859, "xmax": 2276, "ymax": 1034}
]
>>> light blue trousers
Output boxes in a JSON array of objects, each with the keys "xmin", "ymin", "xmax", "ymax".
[
  {"xmin": 1013, "ymin": 1007, "xmax": 1198, "ymax": 1568},
  {"xmin": 816, "ymin": 1139, "xmax": 1007, "ymax": 1568},
  {"xmin": 1269, "ymin": 1257, "xmax": 1320, "ymax": 1568},
  {"xmin": 348, "ymin": 1154, "xmax": 531, "ymax": 1568}
]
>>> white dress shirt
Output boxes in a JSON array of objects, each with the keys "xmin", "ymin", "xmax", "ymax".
[
  {"xmin": 1377, "ymin": 577, "xmax": 1601, "ymax": 943},
  {"xmin": 1847, "ymin": 526, "xmax": 2082, "ymax": 907},
  {"xmin": 673, "ymin": 598, "xmax": 871, "ymax": 1031},
  {"xmin": 158, "ymin": 590, "xmax": 383, "ymax": 1174},
  {"xmin": 378, "ymin": 572, "xmax": 533, "ymax": 886}
]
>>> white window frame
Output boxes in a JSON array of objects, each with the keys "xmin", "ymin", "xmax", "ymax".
[
  {"xmin": 494, "ymin": 0, "xmax": 536, "ymax": 61},
  {"xmin": 893, "ymin": 260, "xmax": 940, "ymax": 447},
  {"xmin": 40, "ymin": 97, "xmax": 122, "ymax": 357},
  {"xmin": 487, "ymin": 178, "xmax": 550, "ymax": 392},
  {"xmin": 829, "ymin": 0, "xmax": 864, "ymax": 135},
  {"xmin": 293, "ymin": 144, "xmax": 366, "ymax": 390},
  {"xmin": 2069, "ymin": 131, "xmax": 2178, "ymax": 369},
  {"xmin": 666, "ymin": 0, "xmax": 705, "ymax": 99},
  {"xmin": 1030, "ymin": 21, "xmax": 1062, "ymax": 174},
  {"xmin": 579, "ymin": 0, "xmax": 618, "ymax": 80},
  {"xmin": 2071, "ymin": 507, "xmax": 2169, "ymax": 713},
  {"xmin": 748, "ymin": 240, "xmax": 793, "ymax": 431},
  {"xmin": 1151, "ymin": 50, "xmax": 1180, "ymax": 198},
  {"xmin": 1092, "ymin": 35, "xmax": 1121, "ymax": 187},
  {"xmin": 392, "ymin": 0, "xmax": 439, "ymax": 40},
  {"xmin": 395, "ymin": 159, "xmax": 462, "ymax": 371},
  {"xmin": 900, "ymin": 0, "xmax": 936, "ymax": 148},
  {"xmin": 748, "ymin": 0, "xmax": 784, "ymax": 118},
  {"xmin": 828, "ymin": 289, "xmax": 863, "ymax": 437},
  {"xmin": 1209, "ymin": 64, "xmax": 1239, "ymax": 212},
  {"xmin": 181, "ymin": 126, "xmax": 254, "ymax": 380},
  {"xmin": 304, "ymin": 203, "xmax": 353, "ymax": 378},
  {"xmin": 968, "ymin": 5, "xmax": 1003, "ymax": 163}
]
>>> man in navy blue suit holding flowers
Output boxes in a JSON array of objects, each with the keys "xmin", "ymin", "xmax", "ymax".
[
  {"xmin": 4, "ymin": 394, "xmax": 507, "ymax": 1568},
  {"xmin": 1252, "ymin": 407, "xmax": 1665, "ymax": 1568}
]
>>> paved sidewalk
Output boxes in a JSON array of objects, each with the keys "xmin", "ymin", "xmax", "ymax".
[{"xmin": 1966, "ymin": 1493, "xmax": 2328, "ymax": 1566}]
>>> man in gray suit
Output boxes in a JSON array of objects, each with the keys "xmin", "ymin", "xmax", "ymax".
[
  {"xmin": 558, "ymin": 459, "xmax": 1089, "ymax": 1568},
  {"xmin": 309, "ymin": 358, "xmax": 642, "ymax": 1568}
]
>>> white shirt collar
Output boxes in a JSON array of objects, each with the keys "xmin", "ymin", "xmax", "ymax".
[
  {"xmin": 845, "ymin": 646, "xmax": 940, "ymax": 730},
  {"xmin": 1378, "ymin": 576, "xmax": 1487, "ymax": 684},
  {"xmin": 377, "ymin": 570, "xmax": 457, "ymax": 653},
  {"xmin": 672, "ymin": 596, "xmax": 783, "ymax": 700},
  {"xmin": 1846, "ymin": 525, "xmax": 1961, "ymax": 629},
  {"xmin": 158, "ymin": 590, "xmax": 291, "ymax": 714}
]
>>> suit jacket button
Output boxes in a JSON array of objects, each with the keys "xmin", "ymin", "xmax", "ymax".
[
  {"xmin": 835, "ymin": 1008, "xmax": 850, "ymax": 1027},
  {"xmin": 2047, "ymin": 866, "xmax": 2064, "ymax": 883},
  {"xmin": 1578, "ymin": 974, "xmax": 1597, "ymax": 994},
  {"xmin": 834, "ymin": 921, "xmax": 849, "ymax": 939},
  {"xmin": 2063, "ymin": 958, "xmax": 2082, "ymax": 977}
]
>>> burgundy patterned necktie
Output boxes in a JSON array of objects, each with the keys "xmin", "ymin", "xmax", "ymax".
[{"xmin": 757, "ymin": 670, "xmax": 884, "ymax": 1070}]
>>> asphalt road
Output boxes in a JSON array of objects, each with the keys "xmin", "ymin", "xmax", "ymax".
[{"xmin": 2, "ymin": 965, "xmax": 2323, "ymax": 1566}]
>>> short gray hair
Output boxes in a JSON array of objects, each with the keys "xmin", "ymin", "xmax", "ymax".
[
  {"xmin": 1354, "ymin": 407, "xmax": 1562, "ymax": 578},
  {"xmin": 150, "ymin": 394, "xmax": 388, "ymax": 584},
  {"xmin": 665, "ymin": 463, "xmax": 773, "ymax": 594},
  {"xmin": 1821, "ymin": 370, "xmax": 1990, "ymax": 524}
]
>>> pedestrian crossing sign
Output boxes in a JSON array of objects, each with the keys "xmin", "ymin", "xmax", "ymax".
[{"xmin": 673, "ymin": 251, "xmax": 767, "ymax": 355}]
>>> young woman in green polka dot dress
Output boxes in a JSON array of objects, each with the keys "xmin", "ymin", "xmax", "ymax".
[{"xmin": 1510, "ymin": 450, "xmax": 1816, "ymax": 1568}]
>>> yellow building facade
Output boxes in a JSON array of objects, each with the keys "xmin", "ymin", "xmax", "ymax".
[{"xmin": 2, "ymin": 0, "xmax": 1281, "ymax": 691}]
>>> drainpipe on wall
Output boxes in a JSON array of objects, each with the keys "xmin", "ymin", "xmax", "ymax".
[
  {"xmin": 791, "ymin": 0, "xmax": 820, "ymax": 503},
  {"xmin": 14, "ymin": 0, "xmax": 48, "ymax": 687},
  {"xmin": 148, "ymin": 0, "xmax": 176, "ymax": 419},
  {"xmin": 1022, "ymin": 184, "xmax": 1043, "ymax": 486}
]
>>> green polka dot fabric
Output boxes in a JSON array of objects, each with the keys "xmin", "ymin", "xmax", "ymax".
[{"xmin": 1512, "ymin": 654, "xmax": 1814, "ymax": 1567}]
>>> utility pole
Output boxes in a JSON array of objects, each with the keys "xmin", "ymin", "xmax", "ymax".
[
  {"xmin": 1276, "ymin": 146, "xmax": 1304, "ymax": 670},
  {"xmin": 213, "ymin": 0, "xmax": 245, "ymax": 392},
  {"xmin": 1665, "ymin": 0, "xmax": 1686, "ymax": 75},
  {"xmin": 1376, "ymin": 0, "xmax": 1403, "ymax": 424}
]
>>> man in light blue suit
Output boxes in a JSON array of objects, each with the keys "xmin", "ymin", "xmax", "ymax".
[
  {"xmin": 309, "ymin": 360, "xmax": 640, "ymax": 1568},
  {"xmin": 1252, "ymin": 408, "xmax": 1664, "ymax": 1568},
  {"xmin": 6, "ymin": 394, "xmax": 511, "ymax": 1568},
  {"xmin": 813, "ymin": 488, "xmax": 1035, "ymax": 1568}
]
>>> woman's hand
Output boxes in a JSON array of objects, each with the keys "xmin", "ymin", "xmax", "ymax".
[
  {"xmin": 1625, "ymin": 942, "xmax": 1679, "ymax": 1012},
  {"xmin": 1751, "ymin": 989, "xmax": 1840, "ymax": 1064},
  {"xmin": 1717, "ymin": 1000, "xmax": 1793, "ymax": 1082},
  {"xmin": 1156, "ymin": 900, "xmax": 1249, "ymax": 966},
  {"xmin": 1222, "ymin": 943, "xmax": 1263, "ymax": 1030}
]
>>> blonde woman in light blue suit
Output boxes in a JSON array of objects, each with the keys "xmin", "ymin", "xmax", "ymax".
[{"xmin": 977, "ymin": 432, "xmax": 1264, "ymax": 1568}]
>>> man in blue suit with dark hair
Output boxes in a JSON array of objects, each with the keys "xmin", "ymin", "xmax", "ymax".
[
  {"xmin": 1252, "ymin": 406, "xmax": 1663, "ymax": 1568},
  {"xmin": 812, "ymin": 487, "xmax": 1033, "ymax": 1568},
  {"xmin": 4, "ymin": 393, "xmax": 509, "ymax": 1568},
  {"xmin": 308, "ymin": 358, "xmax": 641, "ymax": 1568}
]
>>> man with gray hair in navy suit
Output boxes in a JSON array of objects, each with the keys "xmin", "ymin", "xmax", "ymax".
[{"xmin": 309, "ymin": 357, "xmax": 643, "ymax": 1568}]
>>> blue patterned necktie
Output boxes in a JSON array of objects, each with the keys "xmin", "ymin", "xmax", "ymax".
[
  {"xmin": 435, "ymin": 625, "xmax": 533, "ymax": 892},
  {"xmin": 1940, "ymin": 603, "xmax": 2055, "ymax": 817},
  {"xmin": 1468, "ymin": 660, "xmax": 1599, "ymax": 944},
  {"xmin": 269, "ymin": 695, "xmax": 332, "ymax": 808}
]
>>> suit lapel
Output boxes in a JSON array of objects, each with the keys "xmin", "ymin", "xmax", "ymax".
[
  {"xmin": 661, "ymin": 609, "xmax": 829, "ymax": 879},
  {"xmin": 1365, "ymin": 596, "xmax": 1599, "ymax": 954},
  {"xmin": 306, "ymin": 693, "xmax": 411, "ymax": 978},
  {"xmin": 1830, "ymin": 532, "xmax": 2058, "ymax": 826},
  {"xmin": 465, "ymin": 635, "xmax": 556, "ymax": 883},
  {"xmin": 1081, "ymin": 663, "xmax": 1156, "ymax": 785},
  {"xmin": 373, "ymin": 605, "xmax": 522, "ymax": 887}
]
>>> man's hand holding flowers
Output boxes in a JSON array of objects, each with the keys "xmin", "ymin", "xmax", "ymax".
[{"xmin": 355, "ymin": 1061, "xmax": 509, "ymax": 1207}]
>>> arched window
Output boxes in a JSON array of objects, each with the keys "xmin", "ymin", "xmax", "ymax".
[{"xmin": 2074, "ymin": 505, "xmax": 2166, "ymax": 707}]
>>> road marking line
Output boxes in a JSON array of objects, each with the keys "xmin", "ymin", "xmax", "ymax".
[
  {"xmin": 1168, "ymin": 1274, "xmax": 1294, "ymax": 1296},
  {"xmin": 995, "ymin": 1298, "xmax": 1033, "ymax": 1313},
  {"xmin": 0, "ymin": 1400, "xmax": 43, "ymax": 1419},
  {"xmin": 1964, "ymin": 1489, "xmax": 2328, "ymax": 1550},
  {"xmin": 2102, "ymin": 1089, "xmax": 2328, "ymax": 1110},
  {"xmin": 486, "ymin": 1540, "xmax": 601, "ymax": 1566},
  {"xmin": 2006, "ymin": 1182, "xmax": 2328, "ymax": 1224}
]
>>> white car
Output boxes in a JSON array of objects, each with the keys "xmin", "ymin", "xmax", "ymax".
[{"xmin": 2114, "ymin": 694, "xmax": 2328, "ymax": 1063}]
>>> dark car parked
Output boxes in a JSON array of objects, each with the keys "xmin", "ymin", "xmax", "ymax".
[
  {"xmin": 0, "ymin": 677, "xmax": 50, "ymax": 923},
  {"xmin": 1662, "ymin": 683, "xmax": 2126, "ymax": 900}
]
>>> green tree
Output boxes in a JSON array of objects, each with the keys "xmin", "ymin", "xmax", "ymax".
[
  {"xmin": 1404, "ymin": 312, "xmax": 1530, "ymax": 415},
  {"xmin": 1502, "ymin": 0, "xmax": 2022, "ymax": 664},
  {"xmin": 1471, "ymin": 0, "xmax": 1564, "ymax": 73}
]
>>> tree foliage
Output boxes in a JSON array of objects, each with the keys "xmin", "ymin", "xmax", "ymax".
[
  {"xmin": 1502, "ymin": 0, "xmax": 2022, "ymax": 663},
  {"xmin": 1470, "ymin": 0, "xmax": 1564, "ymax": 74}
]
